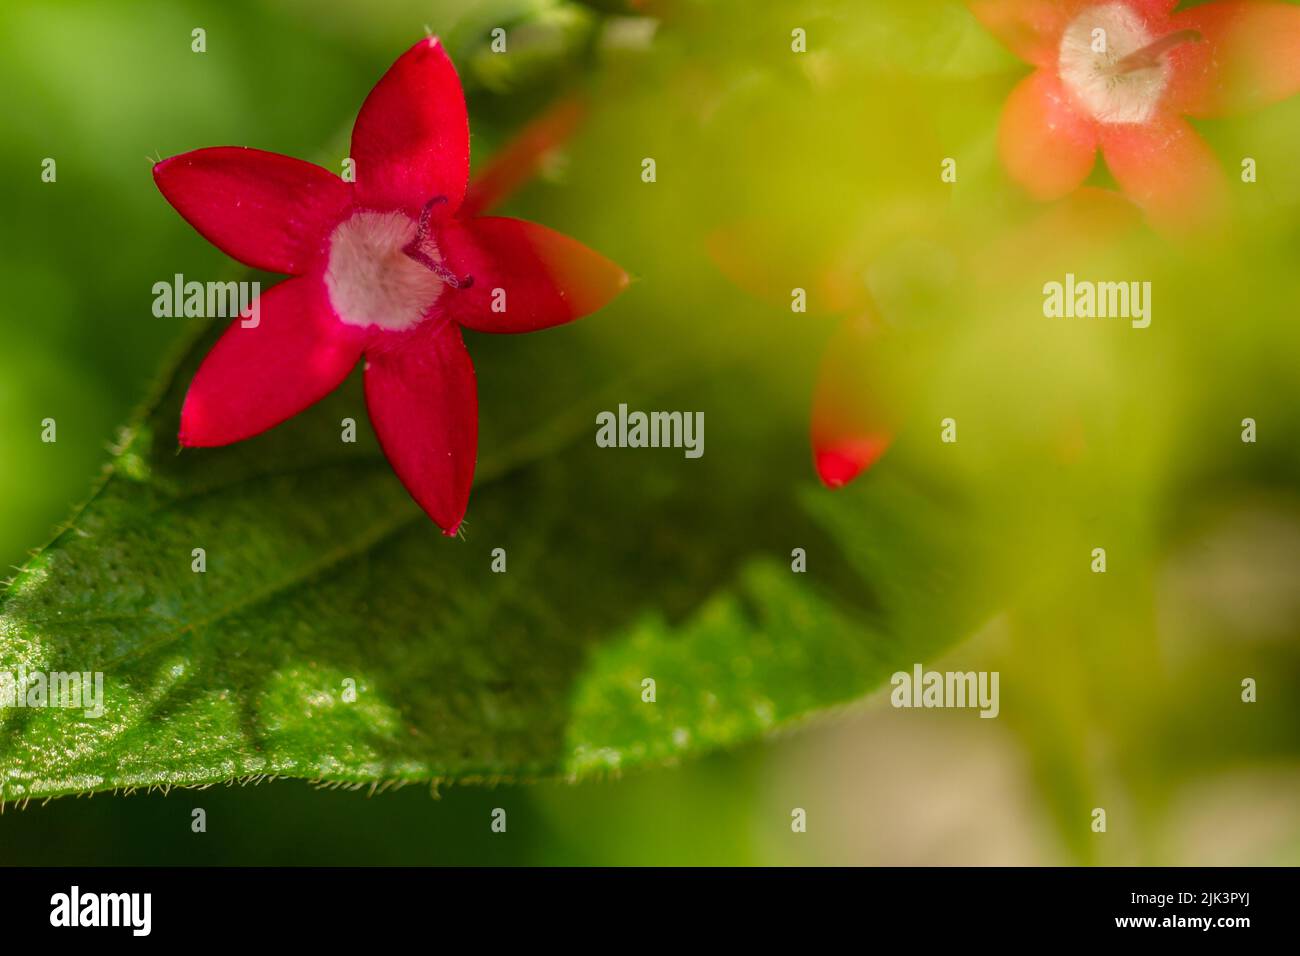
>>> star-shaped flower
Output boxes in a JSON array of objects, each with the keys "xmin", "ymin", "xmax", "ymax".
[
  {"xmin": 154, "ymin": 38, "xmax": 628, "ymax": 535},
  {"xmin": 971, "ymin": 0, "xmax": 1300, "ymax": 232}
]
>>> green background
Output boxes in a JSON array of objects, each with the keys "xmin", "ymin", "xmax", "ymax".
[{"xmin": 1, "ymin": 0, "xmax": 1298, "ymax": 864}]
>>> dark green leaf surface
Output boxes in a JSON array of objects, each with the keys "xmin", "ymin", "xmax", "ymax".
[{"xmin": 0, "ymin": 314, "xmax": 981, "ymax": 802}]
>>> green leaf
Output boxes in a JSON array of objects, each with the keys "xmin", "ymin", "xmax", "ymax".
[{"xmin": 0, "ymin": 314, "xmax": 983, "ymax": 802}]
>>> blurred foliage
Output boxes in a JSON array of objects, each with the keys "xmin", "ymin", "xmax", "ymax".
[{"xmin": 1, "ymin": 0, "xmax": 1299, "ymax": 863}]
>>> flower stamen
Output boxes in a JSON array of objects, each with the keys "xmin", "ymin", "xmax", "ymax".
[
  {"xmin": 402, "ymin": 196, "xmax": 474, "ymax": 289},
  {"xmin": 1058, "ymin": 3, "xmax": 1183, "ymax": 124},
  {"xmin": 1103, "ymin": 29, "xmax": 1201, "ymax": 76}
]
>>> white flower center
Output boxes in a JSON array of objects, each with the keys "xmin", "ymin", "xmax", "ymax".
[
  {"xmin": 1058, "ymin": 2, "xmax": 1168, "ymax": 124},
  {"xmin": 325, "ymin": 210, "xmax": 444, "ymax": 331}
]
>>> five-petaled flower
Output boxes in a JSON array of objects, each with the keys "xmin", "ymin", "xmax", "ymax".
[
  {"xmin": 971, "ymin": 0, "xmax": 1300, "ymax": 233},
  {"xmin": 154, "ymin": 37, "xmax": 628, "ymax": 535}
]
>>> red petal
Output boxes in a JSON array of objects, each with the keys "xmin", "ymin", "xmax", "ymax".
[
  {"xmin": 154, "ymin": 147, "xmax": 350, "ymax": 274},
  {"xmin": 460, "ymin": 96, "xmax": 588, "ymax": 219},
  {"xmin": 1167, "ymin": 1, "xmax": 1300, "ymax": 117},
  {"xmin": 968, "ymin": 0, "xmax": 1081, "ymax": 68},
  {"xmin": 810, "ymin": 314, "xmax": 895, "ymax": 489},
  {"xmin": 364, "ymin": 323, "xmax": 478, "ymax": 536},
  {"xmin": 1130, "ymin": 0, "xmax": 1180, "ymax": 18},
  {"xmin": 180, "ymin": 278, "xmax": 365, "ymax": 447},
  {"xmin": 436, "ymin": 217, "xmax": 628, "ymax": 334},
  {"xmin": 1100, "ymin": 115, "xmax": 1228, "ymax": 235},
  {"xmin": 998, "ymin": 70, "xmax": 1099, "ymax": 200},
  {"xmin": 350, "ymin": 37, "xmax": 470, "ymax": 214}
]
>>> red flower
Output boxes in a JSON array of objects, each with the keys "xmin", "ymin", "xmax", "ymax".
[
  {"xmin": 154, "ymin": 38, "xmax": 627, "ymax": 535},
  {"xmin": 971, "ymin": 0, "xmax": 1300, "ymax": 232}
]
